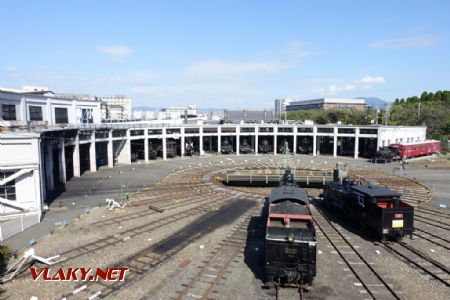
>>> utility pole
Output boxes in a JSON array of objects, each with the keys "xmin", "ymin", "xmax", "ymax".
[{"xmin": 418, "ymin": 101, "xmax": 421, "ymax": 120}]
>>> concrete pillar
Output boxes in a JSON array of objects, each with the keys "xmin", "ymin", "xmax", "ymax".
[
  {"xmin": 313, "ymin": 127, "xmax": 317, "ymax": 156},
  {"xmin": 354, "ymin": 128, "xmax": 360, "ymax": 159},
  {"xmin": 199, "ymin": 127, "xmax": 204, "ymax": 156},
  {"xmin": 209, "ymin": 136, "xmax": 213, "ymax": 152},
  {"xmin": 181, "ymin": 133, "xmax": 185, "ymax": 158},
  {"xmin": 333, "ymin": 127, "xmax": 338, "ymax": 157},
  {"xmin": 255, "ymin": 134, "xmax": 259, "ymax": 155},
  {"xmin": 107, "ymin": 130, "xmax": 114, "ymax": 168},
  {"xmin": 73, "ymin": 134, "xmax": 80, "ymax": 177},
  {"xmin": 162, "ymin": 128, "xmax": 167, "ymax": 160},
  {"xmin": 144, "ymin": 130, "xmax": 149, "ymax": 162},
  {"xmin": 58, "ymin": 139, "xmax": 66, "ymax": 184},
  {"xmin": 236, "ymin": 135, "xmax": 240, "ymax": 155},
  {"xmin": 274, "ymin": 135, "xmax": 277, "ymax": 155},
  {"xmin": 293, "ymin": 134, "xmax": 297, "ymax": 155},
  {"xmin": 89, "ymin": 131, "xmax": 97, "ymax": 172},
  {"xmin": 45, "ymin": 144, "xmax": 54, "ymax": 191},
  {"xmin": 162, "ymin": 138, "xmax": 167, "ymax": 160},
  {"xmin": 20, "ymin": 97, "xmax": 26, "ymax": 122},
  {"xmin": 117, "ymin": 130, "xmax": 131, "ymax": 164}
]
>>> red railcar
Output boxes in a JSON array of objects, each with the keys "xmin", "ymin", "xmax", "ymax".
[{"xmin": 389, "ymin": 140, "xmax": 441, "ymax": 159}]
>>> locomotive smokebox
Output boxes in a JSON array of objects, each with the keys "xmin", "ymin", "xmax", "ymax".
[{"xmin": 333, "ymin": 169, "xmax": 339, "ymax": 182}]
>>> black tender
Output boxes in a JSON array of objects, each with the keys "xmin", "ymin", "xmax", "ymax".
[
  {"xmin": 323, "ymin": 178, "xmax": 414, "ymax": 240},
  {"xmin": 265, "ymin": 170, "xmax": 317, "ymax": 286}
]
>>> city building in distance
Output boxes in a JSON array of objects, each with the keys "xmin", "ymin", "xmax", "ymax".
[
  {"xmin": 100, "ymin": 95, "xmax": 133, "ymax": 121},
  {"xmin": 285, "ymin": 98, "xmax": 366, "ymax": 112}
]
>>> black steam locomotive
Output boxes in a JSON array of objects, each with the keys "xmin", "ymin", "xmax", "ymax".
[
  {"xmin": 259, "ymin": 139, "xmax": 272, "ymax": 154},
  {"xmin": 372, "ymin": 146, "xmax": 400, "ymax": 162},
  {"xmin": 298, "ymin": 137, "xmax": 312, "ymax": 154},
  {"xmin": 322, "ymin": 178, "xmax": 414, "ymax": 240},
  {"xmin": 148, "ymin": 142, "xmax": 157, "ymax": 159},
  {"xmin": 239, "ymin": 138, "xmax": 253, "ymax": 154},
  {"xmin": 221, "ymin": 138, "xmax": 233, "ymax": 154},
  {"xmin": 265, "ymin": 170, "xmax": 317, "ymax": 287},
  {"xmin": 185, "ymin": 139, "xmax": 195, "ymax": 156}
]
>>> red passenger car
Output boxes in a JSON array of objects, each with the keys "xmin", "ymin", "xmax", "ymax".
[{"xmin": 389, "ymin": 140, "xmax": 441, "ymax": 159}]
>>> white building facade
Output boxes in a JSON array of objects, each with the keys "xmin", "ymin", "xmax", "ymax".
[
  {"xmin": 100, "ymin": 95, "xmax": 132, "ymax": 120},
  {"xmin": 0, "ymin": 133, "xmax": 43, "ymax": 241},
  {"xmin": 0, "ymin": 87, "xmax": 102, "ymax": 128}
]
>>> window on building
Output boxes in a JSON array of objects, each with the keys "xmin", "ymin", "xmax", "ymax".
[
  {"xmin": 297, "ymin": 127, "xmax": 313, "ymax": 133},
  {"xmin": 80, "ymin": 108, "xmax": 93, "ymax": 124},
  {"xmin": 338, "ymin": 128, "xmax": 355, "ymax": 134},
  {"xmin": 29, "ymin": 106, "xmax": 43, "ymax": 121},
  {"xmin": 2, "ymin": 104, "xmax": 16, "ymax": 120},
  {"xmin": 317, "ymin": 127, "xmax": 334, "ymax": 133},
  {"xmin": 185, "ymin": 128, "xmax": 199, "ymax": 134},
  {"xmin": 240, "ymin": 127, "xmax": 255, "ymax": 133},
  {"xmin": 203, "ymin": 128, "xmax": 217, "ymax": 133},
  {"xmin": 0, "ymin": 171, "xmax": 16, "ymax": 200},
  {"xmin": 55, "ymin": 107, "xmax": 69, "ymax": 124}
]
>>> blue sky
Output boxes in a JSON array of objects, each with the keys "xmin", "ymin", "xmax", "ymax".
[{"xmin": 1, "ymin": 0, "xmax": 449, "ymax": 108}]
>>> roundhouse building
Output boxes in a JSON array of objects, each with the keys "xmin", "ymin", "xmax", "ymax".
[
  {"xmin": 0, "ymin": 122, "xmax": 426, "ymax": 239},
  {"xmin": 0, "ymin": 89, "xmax": 428, "ymax": 240}
]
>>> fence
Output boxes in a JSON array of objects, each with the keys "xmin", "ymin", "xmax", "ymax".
[{"xmin": 0, "ymin": 212, "xmax": 40, "ymax": 241}]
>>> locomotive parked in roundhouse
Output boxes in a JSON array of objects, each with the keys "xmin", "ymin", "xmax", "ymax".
[
  {"xmin": 265, "ymin": 170, "xmax": 317, "ymax": 287},
  {"xmin": 372, "ymin": 140, "xmax": 441, "ymax": 162},
  {"xmin": 322, "ymin": 178, "xmax": 414, "ymax": 240},
  {"xmin": 259, "ymin": 139, "xmax": 272, "ymax": 154},
  {"xmin": 148, "ymin": 142, "xmax": 158, "ymax": 159},
  {"xmin": 221, "ymin": 138, "xmax": 233, "ymax": 154},
  {"xmin": 185, "ymin": 139, "xmax": 195, "ymax": 156},
  {"xmin": 239, "ymin": 138, "xmax": 253, "ymax": 154}
]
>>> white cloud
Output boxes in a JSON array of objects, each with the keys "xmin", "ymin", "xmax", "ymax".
[
  {"xmin": 183, "ymin": 59, "xmax": 289, "ymax": 77},
  {"xmin": 129, "ymin": 82, "xmax": 266, "ymax": 108},
  {"xmin": 313, "ymin": 76, "xmax": 386, "ymax": 96},
  {"xmin": 369, "ymin": 35, "xmax": 440, "ymax": 49},
  {"xmin": 183, "ymin": 40, "xmax": 309, "ymax": 78},
  {"xmin": 3, "ymin": 67, "xmax": 18, "ymax": 72},
  {"xmin": 352, "ymin": 76, "xmax": 385, "ymax": 88},
  {"xmin": 97, "ymin": 45, "xmax": 134, "ymax": 62}
]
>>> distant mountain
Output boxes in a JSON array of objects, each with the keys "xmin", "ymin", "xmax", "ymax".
[
  {"xmin": 357, "ymin": 97, "xmax": 388, "ymax": 108},
  {"xmin": 133, "ymin": 106, "xmax": 226, "ymax": 113}
]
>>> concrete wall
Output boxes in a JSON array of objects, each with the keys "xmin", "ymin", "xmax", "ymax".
[
  {"xmin": 0, "ymin": 91, "xmax": 101, "ymax": 126},
  {"xmin": 0, "ymin": 133, "xmax": 42, "ymax": 215},
  {"xmin": 378, "ymin": 126, "xmax": 427, "ymax": 148}
]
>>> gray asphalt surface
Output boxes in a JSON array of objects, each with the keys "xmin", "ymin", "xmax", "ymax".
[{"xmin": 2, "ymin": 154, "xmax": 448, "ymax": 252}]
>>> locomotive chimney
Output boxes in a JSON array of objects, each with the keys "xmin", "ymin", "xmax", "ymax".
[{"xmin": 393, "ymin": 197, "xmax": 400, "ymax": 208}]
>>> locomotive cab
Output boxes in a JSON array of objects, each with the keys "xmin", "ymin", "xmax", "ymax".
[{"xmin": 323, "ymin": 179, "xmax": 414, "ymax": 241}]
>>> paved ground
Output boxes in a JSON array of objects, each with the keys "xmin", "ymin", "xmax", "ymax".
[
  {"xmin": 4, "ymin": 153, "xmax": 449, "ymax": 252},
  {"xmin": 1, "ymin": 154, "xmax": 449, "ymax": 300}
]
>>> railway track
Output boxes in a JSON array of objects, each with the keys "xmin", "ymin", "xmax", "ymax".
[
  {"xmin": 382, "ymin": 242, "xmax": 450, "ymax": 287},
  {"xmin": 174, "ymin": 205, "xmax": 261, "ymax": 300},
  {"xmin": 58, "ymin": 195, "xmax": 239, "ymax": 262},
  {"xmin": 59, "ymin": 196, "xmax": 262, "ymax": 300},
  {"xmin": 350, "ymin": 169, "xmax": 433, "ymax": 208},
  {"xmin": 414, "ymin": 215, "xmax": 450, "ymax": 231},
  {"xmin": 413, "ymin": 228, "xmax": 450, "ymax": 251},
  {"xmin": 311, "ymin": 201, "xmax": 400, "ymax": 300}
]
